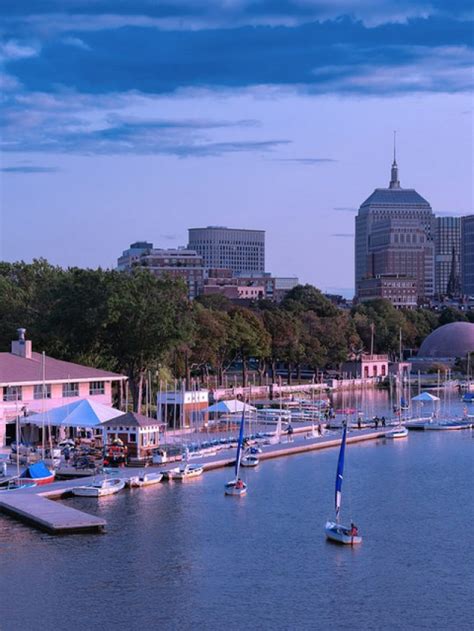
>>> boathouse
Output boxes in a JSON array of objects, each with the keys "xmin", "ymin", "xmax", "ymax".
[{"xmin": 102, "ymin": 412, "xmax": 165, "ymax": 460}]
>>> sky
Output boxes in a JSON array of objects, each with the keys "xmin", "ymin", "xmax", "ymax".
[{"xmin": 1, "ymin": 1, "xmax": 473, "ymax": 296}]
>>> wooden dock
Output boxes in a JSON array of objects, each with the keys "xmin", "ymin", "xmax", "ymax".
[
  {"xmin": 0, "ymin": 428, "xmax": 387, "ymax": 535},
  {"xmin": 0, "ymin": 492, "xmax": 106, "ymax": 534}
]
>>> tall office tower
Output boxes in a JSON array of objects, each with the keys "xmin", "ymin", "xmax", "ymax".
[
  {"xmin": 355, "ymin": 150, "xmax": 435, "ymax": 299},
  {"xmin": 434, "ymin": 216, "xmax": 462, "ymax": 298},
  {"xmin": 188, "ymin": 226, "xmax": 265, "ymax": 275},
  {"xmin": 461, "ymin": 215, "xmax": 474, "ymax": 296},
  {"xmin": 367, "ymin": 217, "xmax": 434, "ymax": 303}
]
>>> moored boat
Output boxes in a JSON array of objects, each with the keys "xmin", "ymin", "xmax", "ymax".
[
  {"xmin": 385, "ymin": 427, "xmax": 409, "ymax": 439},
  {"xmin": 173, "ymin": 464, "xmax": 204, "ymax": 481},
  {"xmin": 241, "ymin": 453, "xmax": 259, "ymax": 467},
  {"xmin": 0, "ymin": 477, "xmax": 37, "ymax": 492},
  {"xmin": 128, "ymin": 472, "xmax": 163, "ymax": 487},
  {"xmin": 19, "ymin": 461, "xmax": 55, "ymax": 486},
  {"xmin": 71, "ymin": 477, "xmax": 125, "ymax": 497},
  {"xmin": 423, "ymin": 420, "xmax": 472, "ymax": 431}
]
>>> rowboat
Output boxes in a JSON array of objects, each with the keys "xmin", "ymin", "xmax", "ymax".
[
  {"xmin": 128, "ymin": 472, "xmax": 163, "ymax": 487},
  {"xmin": 71, "ymin": 477, "xmax": 125, "ymax": 497},
  {"xmin": 241, "ymin": 454, "xmax": 259, "ymax": 467},
  {"xmin": 0, "ymin": 478, "xmax": 37, "ymax": 492}
]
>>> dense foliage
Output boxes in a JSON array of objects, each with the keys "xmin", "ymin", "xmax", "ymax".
[{"xmin": 1, "ymin": 261, "xmax": 471, "ymax": 409}]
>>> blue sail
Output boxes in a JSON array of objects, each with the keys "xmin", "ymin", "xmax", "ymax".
[
  {"xmin": 335, "ymin": 424, "xmax": 347, "ymax": 519},
  {"xmin": 234, "ymin": 408, "xmax": 246, "ymax": 479}
]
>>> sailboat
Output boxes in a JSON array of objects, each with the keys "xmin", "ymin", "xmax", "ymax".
[
  {"xmin": 325, "ymin": 423, "xmax": 362, "ymax": 545},
  {"xmin": 225, "ymin": 407, "xmax": 247, "ymax": 496}
]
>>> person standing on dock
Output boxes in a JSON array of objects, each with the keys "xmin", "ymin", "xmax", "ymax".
[{"xmin": 287, "ymin": 424, "xmax": 294, "ymax": 442}]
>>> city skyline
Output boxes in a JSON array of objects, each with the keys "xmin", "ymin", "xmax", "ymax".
[{"xmin": 1, "ymin": 1, "xmax": 473, "ymax": 297}]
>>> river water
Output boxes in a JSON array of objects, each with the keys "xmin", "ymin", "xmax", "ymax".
[{"xmin": 1, "ymin": 393, "xmax": 473, "ymax": 631}]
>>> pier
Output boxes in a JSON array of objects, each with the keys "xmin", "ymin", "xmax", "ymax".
[{"xmin": 0, "ymin": 428, "xmax": 386, "ymax": 534}]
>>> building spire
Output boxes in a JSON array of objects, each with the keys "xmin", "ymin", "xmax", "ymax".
[{"xmin": 389, "ymin": 130, "xmax": 400, "ymax": 189}]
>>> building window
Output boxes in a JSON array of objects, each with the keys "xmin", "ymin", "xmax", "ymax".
[
  {"xmin": 129, "ymin": 433, "xmax": 137, "ymax": 443},
  {"xmin": 89, "ymin": 381, "xmax": 105, "ymax": 395},
  {"xmin": 62, "ymin": 383, "xmax": 79, "ymax": 397},
  {"xmin": 34, "ymin": 384, "xmax": 52, "ymax": 399},
  {"xmin": 3, "ymin": 386, "xmax": 22, "ymax": 402}
]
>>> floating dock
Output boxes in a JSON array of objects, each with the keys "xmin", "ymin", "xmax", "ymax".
[{"xmin": 0, "ymin": 428, "xmax": 387, "ymax": 535}]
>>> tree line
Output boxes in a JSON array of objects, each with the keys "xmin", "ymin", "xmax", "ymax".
[{"xmin": 1, "ymin": 260, "xmax": 472, "ymax": 410}]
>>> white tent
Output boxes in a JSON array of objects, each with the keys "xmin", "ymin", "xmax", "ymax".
[
  {"xmin": 412, "ymin": 392, "xmax": 440, "ymax": 402},
  {"xmin": 205, "ymin": 400, "xmax": 257, "ymax": 414},
  {"xmin": 22, "ymin": 399, "xmax": 124, "ymax": 428}
]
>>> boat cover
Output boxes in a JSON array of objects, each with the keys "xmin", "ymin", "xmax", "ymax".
[{"xmin": 21, "ymin": 461, "xmax": 51, "ymax": 479}]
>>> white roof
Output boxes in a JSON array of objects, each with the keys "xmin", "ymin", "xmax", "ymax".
[
  {"xmin": 205, "ymin": 399, "xmax": 257, "ymax": 414},
  {"xmin": 21, "ymin": 399, "xmax": 124, "ymax": 428},
  {"xmin": 411, "ymin": 392, "xmax": 440, "ymax": 402}
]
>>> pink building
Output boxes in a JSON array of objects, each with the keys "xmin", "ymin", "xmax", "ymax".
[
  {"xmin": 0, "ymin": 329, "xmax": 127, "ymax": 446},
  {"xmin": 341, "ymin": 354, "xmax": 389, "ymax": 379}
]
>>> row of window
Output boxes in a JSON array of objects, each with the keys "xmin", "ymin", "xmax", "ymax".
[{"xmin": 2, "ymin": 381, "xmax": 105, "ymax": 402}]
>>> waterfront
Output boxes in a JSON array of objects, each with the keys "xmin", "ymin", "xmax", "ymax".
[{"xmin": 1, "ymin": 423, "xmax": 472, "ymax": 630}]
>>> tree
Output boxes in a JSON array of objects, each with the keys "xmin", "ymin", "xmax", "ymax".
[
  {"xmin": 228, "ymin": 308, "xmax": 270, "ymax": 386},
  {"xmin": 189, "ymin": 304, "xmax": 232, "ymax": 385},
  {"xmin": 281, "ymin": 284, "xmax": 339, "ymax": 317}
]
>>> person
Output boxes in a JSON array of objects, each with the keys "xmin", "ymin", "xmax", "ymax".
[
  {"xmin": 287, "ymin": 424, "xmax": 294, "ymax": 442},
  {"xmin": 381, "ymin": 416, "xmax": 386, "ymax": 427},
  {"xmin": 350, "ymin": 523, "xmax": 358, "ymax": 537},
  {"xmin": 357, "ymin": 415, "xmax": 362, "ymax": 430},
  {"xmin": 235, "ymin": 478, "xmax": 244, "ymax": 489},
  {"xmin": 374, "ymin": 416, "xmax": 379, "ymax": 429},
  {"xmin": 64, "ymin": 446, "xmax": 70, "ymax": 467}
]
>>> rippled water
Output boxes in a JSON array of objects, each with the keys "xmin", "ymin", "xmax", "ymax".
[{"xmin": 1, "ymin": 394, "xmax": 473, "ymax": 631}]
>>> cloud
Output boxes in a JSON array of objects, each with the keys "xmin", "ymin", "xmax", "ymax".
[
  {"xmin": 0, "ymin": 104, "xmax": 289, "ymax": 157},
  {"xmin": 61, "ymin": 36, "xmax": 91, "ymax": 51},
  {"xmin": 0, "ymin": 39, "xmax": 40, "ymax": 61},
  {"xmin": 160, "ymin": 233, "xmax": 178, "ymax": 240},
  {"xmin": 3, "ymin": 17, "xmax": 473, "ymax": 96},
  {"xmin": 333, "ymin": 206, "xmax": 357, "ymax": 212},
  {"xmin": 274, "ymin": 158, "xmax": 337, "ymax": 164},
  {"xmin": 0, "ymin": 165, "xmax": 60, "ymax": 173},
  {"xmin": 331, "ymin": 232, "xmax": 354, "ymax": 237}
]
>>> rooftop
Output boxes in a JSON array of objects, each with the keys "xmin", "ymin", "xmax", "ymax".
[
  {"xmin": 361, "ymin": 188, "xmax": 431, "ymax": 208},
  {"xmin": 104, "ymin": 411, "xmax": 165, "ymax": 428},
  {"xmin": 0, "ymin": 352, "xmax": 126, "ymax": 386}
]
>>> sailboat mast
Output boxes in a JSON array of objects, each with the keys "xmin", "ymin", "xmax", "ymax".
[{"xmin": 235, "ymin": 406, "xmax": 246, "ymax": 480}]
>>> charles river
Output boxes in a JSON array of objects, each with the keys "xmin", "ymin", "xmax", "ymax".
[{"xmin": 1, "ymin": 391, "xmax": 473, "ymax": 631}]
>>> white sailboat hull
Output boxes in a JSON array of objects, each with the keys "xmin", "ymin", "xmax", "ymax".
[
  {"xmin": 423, "ymin": 421, "xmax": 472, "ymax": 430},
  {"xmin": 225, "ymin": 480, "xmax": 247, "ymax": 496},
  {"xmin": 71, "ymin": 478, "xmax": 125, "ymax": 497},
  {"xmin": 174, "ymin": 465, "xmax": 204, "ymax": 480},
  {"xmin": 128, "ymin": 472, "xmax": 163, "ymax": 487},
  {"xmin": 385, "ymin": 427, "xmax": 409, "ymax": 439},
  {"xmin": 240, "ymin": 456, "xmax": 259, "ymax": 467},
  {"xmin": 325, "ymin": 521, "xmax": 362, "ymax": 545}
]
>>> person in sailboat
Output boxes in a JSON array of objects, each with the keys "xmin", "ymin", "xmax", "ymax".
[
  {"xmin": 350, "ymin": 523, "xmax": 358, "ymax": 537},
  {"xmin": 235, "ymin": 478, "xmax": 244, "ymax": 490}
]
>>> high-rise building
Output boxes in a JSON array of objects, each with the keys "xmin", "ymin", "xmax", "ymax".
[
  {"xmin": 434, "ymin": 216, "xmax": 462, "ymax": 298},
  {"xmin": 355, "ymin": 149, "xmax": 435, "ymax": 300},
  {"xmin": 367, "ymin": 217, "xmax": 433, "ymax": 302},
  {"xmin": 188, "ymin": 226, "xmax": 265, "ymax": 275},
  {"xmin": 117, "ymin": 243, "xmax": 205, "ymax": 299},
  {"xmin": 461, "ymin": 215, "xmax": 474, "ymax": 296}
]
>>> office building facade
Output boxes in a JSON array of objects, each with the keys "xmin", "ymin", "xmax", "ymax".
[
  {"xmin": 117, "ymin": 243, "xmax": 205, "ymax": 299},
  {"xmin": 188, "ymin": 227, "xmax": 265, "ymax": 274},
  {"xmin": 461, "ymin": 215, "xmax": 474, "ymax": 296},
  {"xmin": 355, "ymin": 155, "xmax": 435, "ymax": 302},
  {"xmin": 434, "ymin": 216, "xmax": 462, "ymax": 298}
]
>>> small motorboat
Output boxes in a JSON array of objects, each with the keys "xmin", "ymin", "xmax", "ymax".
[
  {"xmin": 19, "ymin": 461, "xmax": 55, "ymax": 486},
  {"xmin": 172, "ymin": 464, "xmax": 204, "ymax": 481},
  {"xmin": 225, "ymin": 479, "xmax": 247, "ymax": 496},
  {"xmin": 385, "ymin": 427, "xmax": 409, "ymax": 439},
  {"xmin": 71, "ymin": 477, "xmax": 125, "ymax": 497},
  {"xmin": 423, "ymin": 420, "xmax": 473, "ymax": 431},
  {"xmin": 325, "ymin": 520, "xmax": 362, "ymax": 545},
  {"xmin": 240, "ymin": 454, "xmax": 259, "ymax": 467},
  {"xmin": 0, "ymin": 478, "xmax": 37, "ymax": 492},
  {"xmin": 128, "ymin": 472, "xmax": 163, "ymax": 487}
]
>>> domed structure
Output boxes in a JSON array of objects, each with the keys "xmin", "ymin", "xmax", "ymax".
[{"xmin": 418, "ymin": 322, "xmax": 474, "ymax": 358}]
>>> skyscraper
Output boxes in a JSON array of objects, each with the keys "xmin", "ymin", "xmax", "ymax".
[
  {"xmin": 355, "ymin": 145, "xmax": 435, "ymax": 300},
  {"xmin": 461, "ymin": 215, "xmax": 474, "ymax": 296},
  {"xmin": 188, "ymin": 226, "xmax": 265, "ymax": 275},
  {"xmin": 434, "ymin": 216, "xmax": 461, "ymax": 298}
]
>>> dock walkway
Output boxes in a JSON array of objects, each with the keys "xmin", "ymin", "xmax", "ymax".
[{"xmin": 0, "ymin": 428, "xmax": 387, "ymax": 535}]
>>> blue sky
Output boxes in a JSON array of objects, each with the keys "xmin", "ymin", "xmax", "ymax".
[{"xmin": 1, "ymin": 1, "xmax": 472, "ymax": 295}]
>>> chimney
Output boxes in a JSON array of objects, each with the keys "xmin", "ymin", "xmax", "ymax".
[{"xmin": 11, "ymin": 328, "xmax": 33, "ymax": 359}]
